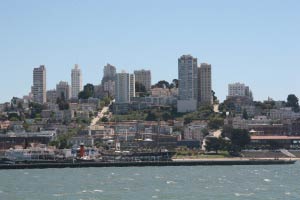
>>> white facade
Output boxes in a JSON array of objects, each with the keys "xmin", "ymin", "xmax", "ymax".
[
  {"xmin": 71, "ymin": 64, "xmax": 82, "ymax": 98},
  {"xmin": 130, "ymin": 74, "xmax": 135, "ymax": 99},
  {"xmin": 33, "ymin": 65, "xmax": 46, "ymax": 104},
  {"xmin": 134, "ymin": 69, "xmax": 151, "ymax": 92},
  {"xmin": 198, "ymin": 63, "xmax": 212, "ymax": 105},
  {"xmin": 184, "ymin": 122, "xmax": 207, "ymax": 141},
  {"xmin": 115, "ymin": 72, "xmax": 135, "ymax": 103},
  {"xmin": 269, "ymin": 108, "xmax": 300, "ymax": 121},
  {"xmin": 228, "ymin": 82, "xmax": 251, "ymax": 98}
]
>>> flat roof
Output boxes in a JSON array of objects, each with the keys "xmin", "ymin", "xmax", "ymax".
[{"xmin": 251, "ymin": 136, "xmax": 300, "ymax": 140}]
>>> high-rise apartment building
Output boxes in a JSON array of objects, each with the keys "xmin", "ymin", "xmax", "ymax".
[
  {"xmin": 177, "ymin": 55, "xmax": 198, "ymax": 112},
  {"xmin": 32, "ymin": 65, "xmax": 46, "ymax": 104},
  {"xmin": 130, "ymin": 74, "xmax": 135, "ymax": 98},
  {"xmin": 71, "ymin": 64, "xmax": 82, "ymax": 98},
  {"xmin": 227, "ymin": 82, "xmax": 252, "ymax": 99},
  {"xmin": 134, "ymin": 69, "xmax": 151, "ymax": 92},
  {"xmin": 115, "ymin": 71, "xmax": 135, "ymax": 103},
  {"xmin": 102, "ymin": 64, "xmax": 116, "ymax": 96},
  {"xmin": 56, "ymin": 81, "xmax": 70, "ymax": 100},
  {"xmin": 198, "ymin": 63, "xmax": 212, "ymax": 105},
  {"xmin": 103, "ymin": 63, "xmax": 116, "ymax": 79}
]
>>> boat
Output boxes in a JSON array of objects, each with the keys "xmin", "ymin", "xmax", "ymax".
[
  {"xmin": 4, "ymin": 145, "xmax": 56, "ymax": 163},
  {"xmin": 101, "ymin": 150, "xmax": 175, "ymax": 162}
]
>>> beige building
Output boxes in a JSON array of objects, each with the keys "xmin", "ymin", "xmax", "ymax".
[
  {"xmin": 134, "ymin": 69, "xmax": 151, "ymax": 92},
  {"xmin": 198, "ymin": 63, "xmax": 212, "ymax": 105},
  {"xmin": 71, "ymin": 64, "xmax": 83, "ymax": 98},
  {"xmin": 32, "ymin": 65, "xmax": 46, "ymax": 104}
]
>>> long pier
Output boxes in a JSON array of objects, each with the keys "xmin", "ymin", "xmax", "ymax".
[{"xmin": 0, "ymin": 159, "xmax": 296, "ymax": 170}]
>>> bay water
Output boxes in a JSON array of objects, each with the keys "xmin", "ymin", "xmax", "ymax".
[{"xmin": 0, "ymin": 162, "xmax": 299, "ymax": 200}]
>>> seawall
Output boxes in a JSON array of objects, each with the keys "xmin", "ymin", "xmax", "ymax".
[{"xmin": 0, "ymin": 159, "xmax": 296, "ymax": 170}]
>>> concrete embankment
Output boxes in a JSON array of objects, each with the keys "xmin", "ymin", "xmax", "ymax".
[{"xmin": 0, "ymin": 159, "xmax": 296, "ymax": 170}]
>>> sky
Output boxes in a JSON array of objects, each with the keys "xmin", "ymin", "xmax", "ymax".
[{"xmin": 0, "ymin": 0, "xmax": 300, "ymax": 103}]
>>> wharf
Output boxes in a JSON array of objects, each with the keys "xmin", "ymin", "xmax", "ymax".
[{"xmin": 0, "ymin": 159, "xmax": 296, "ymax": 170}]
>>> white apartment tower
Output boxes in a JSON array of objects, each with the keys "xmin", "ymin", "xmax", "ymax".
[
  {"xmin": 134, "ymin": 69, "xmax": 151, "ymax": 91},
  {"xmin": 115, "ymin": 71, "xmax": 135, "ymax": 103},
  {"xmin": 177, "ymin": 55, "xmax": 198, "ymax": 112},
  {"xmin": 33, "ymin": 65, "xmax": 46, "ymax": 104},
  {"xmin": 71, "ymin": 64, "xmax": 82, "ymax": 98},
  {"xmin": 198, "ymin": 63, "xmax": 213, "ymax": 105}
]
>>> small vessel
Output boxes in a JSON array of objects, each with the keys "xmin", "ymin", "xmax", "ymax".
[
  {"xmin": 101, "ymin": 150, "xmax": 175, "ymax": 162},
  {"xmin": 5, "ymin": 145, "xmax": 56, "ymax": 163}
]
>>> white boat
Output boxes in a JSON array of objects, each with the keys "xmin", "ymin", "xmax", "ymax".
[{"xmin": 5, "ymin": 146, "xmax": 56, "ymax": 161}]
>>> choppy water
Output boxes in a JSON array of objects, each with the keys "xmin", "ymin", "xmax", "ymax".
[{"xmin": 0, "ymin": 162, "xmax": 299, "ymax": 200}]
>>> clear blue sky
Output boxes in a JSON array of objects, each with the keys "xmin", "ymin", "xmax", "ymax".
[{"xmin": 1, "ymin": 0, "xmax": 300, "ymax": 103}]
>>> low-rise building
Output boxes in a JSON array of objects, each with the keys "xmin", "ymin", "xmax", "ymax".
[
  {"xmin": 183, "ymin": 121, "xmax": 207, "ymax": 141},
  {"xmin": 269, "ymin": 107, "xmax": 300, "ymax": 121}
]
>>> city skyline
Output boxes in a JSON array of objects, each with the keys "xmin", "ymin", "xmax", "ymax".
[{"xmin": 1, "ymin": 1, "xmax": 300, "ymax": 103}]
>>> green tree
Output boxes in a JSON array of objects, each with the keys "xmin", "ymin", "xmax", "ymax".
[
  {"xmin": 184, "ymin": 116, "xmax": 193, "ymax": 125},
  {"xmin": 146, "ymin": 111, "xmax": 157, "ymax": 121},
  {"xmin": 205, "ymin": 137, "xmax": 227, "ymax": 154},
  {"xmin": 101, "ymin": 117, "xmax": 109, "ymax": 122},
  {"xmin": 208, "ymin": 117, "xmax": 224, "ymax": 129},
  {"xmin": 230, "ymin": 129, "xmax": 251, "ymax": 152},
  {"xmin": 162, "ymin": 112, "xmax": 172, "ymax": 121},
  {"xmin": 211, "ymin": 90, "xmax": 218, "ymax": 103},
  {"xmin": 78, "ymin": 83, "xmax": 95, "ymax": 99},
  {"xmin": 152, "ymin": 80, "xmax": 170, "ymax": 89},
  {"xmin": 287, "ymin": 94, "xmax": 300, "ymax": 112},
  {"xmin": 56, "ymin": 93, "xmax": 69, "ymax": 110},
  {"xmin": 202, "ymin": 128, "xmax": 210, "ymax": 137},
  {"xmin": 135, "ymin": 82, "xmax": 146, "ymax": 93},
  {"xmin": 242, "ymin": 109, "xmax": 249, "ymax": 119}
]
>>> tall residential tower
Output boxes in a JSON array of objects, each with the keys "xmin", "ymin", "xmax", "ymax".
[
  {"xmin": 177, "ymin": 55, "xmax": 198, "ymax": 112},
  {"xmin": 115, "ymin": 71, "xmax": 135, "ymax": 103},
  {"xmin": 71, "ymin": 64, "xmax": 82, "ymax": 98},
  {"xmin": 32, "ymin": 65, "xmax": 46, "ymax": 104},
  {"xmin": 102, "ymin": 63, "xmax": 117, "ymax": 96},
  {"xmin": 198, "ymin": 63, "xmax": 212, "ymax": 105},
  {"xmin": 134, "ymin": 69, "xmax": 151, "ymax": 92}
]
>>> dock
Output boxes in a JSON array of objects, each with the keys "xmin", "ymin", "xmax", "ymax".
[{"xmin": 0, "ymin": 159, "xmax": 296, "ymax": 170}]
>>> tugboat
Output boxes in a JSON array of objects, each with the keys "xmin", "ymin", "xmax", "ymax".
[{"xmin": 75, "ymin": 143, "xmax": 100, "ymax": 162}]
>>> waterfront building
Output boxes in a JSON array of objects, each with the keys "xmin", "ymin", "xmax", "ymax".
[
  {"xmin": 71, "ymin": 64, "xmax": 83, "ymax": 99},
  {"xmin": 56, "ymin": 81, "xmax": 70, "ymax": 100},
  {"xmin": 177, "ymin": 55, "xmax": 198, "ymax": 112},
  {"xmin": 134, "ymin": 69, "xmax": 151, "ymax": 92},
  {"xmin": 198, "ymin": 63, "xmax": 212, "ymax": 106},
  {"xmin": 32, "ymin": 65, "xmax": 46, "ymax": 104}
]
